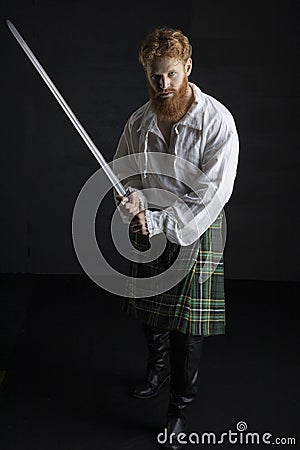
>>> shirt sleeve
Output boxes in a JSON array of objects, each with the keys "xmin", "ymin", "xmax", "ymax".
[
  {"xmin": 145, "ymin": 118, "xmax": 239, "ymax": 246},
  {"xmin": 113, "ymin": 120, "xmax": 148, "ymax": 215}
]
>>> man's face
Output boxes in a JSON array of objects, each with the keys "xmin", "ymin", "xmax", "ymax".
[{"xmin": 145, "ymin": 56, "xmax": 193, "ymax": 122}]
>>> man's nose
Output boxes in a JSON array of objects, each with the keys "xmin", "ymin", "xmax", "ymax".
[{"xmin": 159, "ymin": 75, "xmax": 169, "ymax": 90}]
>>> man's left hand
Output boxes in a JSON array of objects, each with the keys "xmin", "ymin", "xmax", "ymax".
[{"xmin": 129, "ymin": 211, "xmax": 148, "ymax": 235}]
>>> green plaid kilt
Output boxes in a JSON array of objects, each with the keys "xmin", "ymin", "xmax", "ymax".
[{"xmin": 123, "ymin": 211, "xmax": 226, "ymax": 336}]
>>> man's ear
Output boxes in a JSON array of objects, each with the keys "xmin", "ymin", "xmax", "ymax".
[{"xmin": 185, "ymin": 58, "xmax": 193, "ymax": 76}]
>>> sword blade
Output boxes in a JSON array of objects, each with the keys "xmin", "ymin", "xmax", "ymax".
[{"xmin": 6, "ymin": 19, "xmax": 126, "ymax": 197}]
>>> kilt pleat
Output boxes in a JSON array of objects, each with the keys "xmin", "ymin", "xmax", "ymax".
[{"xmin": 123, "ymin": 212, "xmax": 226, "ymax": 336}]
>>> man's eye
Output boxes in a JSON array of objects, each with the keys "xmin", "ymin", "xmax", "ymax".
[{"xmin": 169, "ymin": 72, "xmax": 176, "ymax": 77}]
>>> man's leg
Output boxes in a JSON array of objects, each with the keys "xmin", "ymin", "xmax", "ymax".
[
  {"xmin": 161, "ymin": 331, "xmax": 204, "ymax": 449},
  {"xmin": 130, "ymin": 323, "xmax": 170, "ymax": 399}
]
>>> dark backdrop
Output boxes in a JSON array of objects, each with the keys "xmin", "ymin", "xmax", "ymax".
[{"xmin": 1, "ymin": 0, "xmax": 299, "ymax": 281}]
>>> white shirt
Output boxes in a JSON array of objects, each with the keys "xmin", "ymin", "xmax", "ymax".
[{"xmin": 113, "ymin": 83, "xmax": 239, "ymax": 246}]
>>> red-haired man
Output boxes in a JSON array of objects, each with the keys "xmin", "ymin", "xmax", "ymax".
[{"xmin": 114, "ymin": 27, "xmax": 239, "ymax": 450}]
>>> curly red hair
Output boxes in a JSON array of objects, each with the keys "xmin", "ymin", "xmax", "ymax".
[{"xmin": 138, "ymin": 27, "xmax": 192, "ymax": 68}]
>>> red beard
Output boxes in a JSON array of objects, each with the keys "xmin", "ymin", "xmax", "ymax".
[{"xmin": 147, "ymin": 77, "xmax": 191, "ymax": 123}]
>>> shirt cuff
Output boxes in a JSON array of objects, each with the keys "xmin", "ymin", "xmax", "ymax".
[{"xmin": 145, "ymin": 210, "xmax": 166, "ymax": 237}]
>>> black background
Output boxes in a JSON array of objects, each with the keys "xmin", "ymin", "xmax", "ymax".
[
  {"xmin": 0, "ymin": 2, "xmax": 299, "ymax": 449},
  {"xmin": 1, "ymin": 0, "xmax": 299, "ymax": 281}
]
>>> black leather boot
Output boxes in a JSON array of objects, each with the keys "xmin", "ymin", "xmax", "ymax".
[
  {"xmin": 130, "ymin": 323, "xmax": 170, "ymax": 399},
  {"xmin": 161, "ymin": 332, "xmax": 204, "ymax": 449}
]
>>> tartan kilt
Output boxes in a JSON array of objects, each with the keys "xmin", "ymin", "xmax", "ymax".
[{"xmin": 123, "ymin": 212, "xmax": 226, "ymax": 336}]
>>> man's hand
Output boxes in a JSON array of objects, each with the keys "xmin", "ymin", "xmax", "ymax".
[{"xmin": 116, "ymin": 191, "xmax": 149, "ymax": 235}]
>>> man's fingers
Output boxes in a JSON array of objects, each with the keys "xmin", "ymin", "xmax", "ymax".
[
  {"xmin": 130, "ymin": 213, "xmax": 149, "ymax": 235},
  {"xmin": 130, "ymin": 225, "xmax": 149, "ymax": 235},
  {"xmin": 117, "ymin": 192, "xmax": 141, "ymax": 211},
  {"xmin": 116, "ymin": 195, "xmax": 128, "ymax": 206}
]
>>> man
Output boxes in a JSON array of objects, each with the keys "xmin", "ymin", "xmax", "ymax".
[{"xmin": 113, "ymin": 27, "xmax": 239, "ymax": 449}]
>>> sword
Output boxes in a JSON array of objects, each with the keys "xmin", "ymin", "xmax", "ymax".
[{"xmin": 6, "ymin": 19, "xmax": 127, "ymax": 197}]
